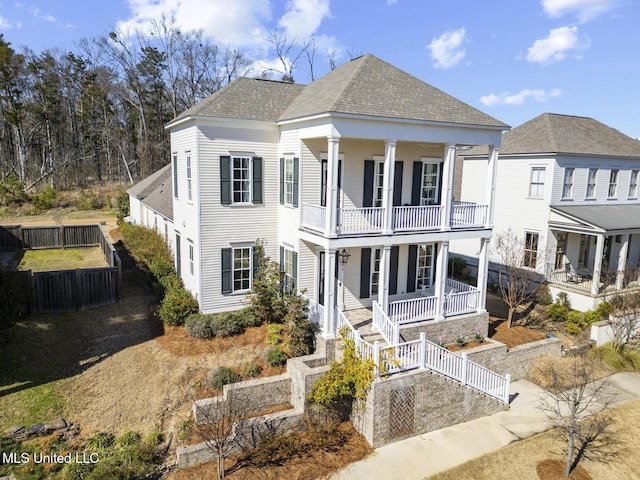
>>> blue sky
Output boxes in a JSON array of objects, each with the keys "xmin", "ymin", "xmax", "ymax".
[{"xmin": 1, "ymin": 0, "xmax": 638, "ymax": 138}]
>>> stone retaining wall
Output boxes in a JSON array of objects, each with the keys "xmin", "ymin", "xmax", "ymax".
[{"xmin": 399, "ymin": 311, "xmax": 489, "ymax": 344}]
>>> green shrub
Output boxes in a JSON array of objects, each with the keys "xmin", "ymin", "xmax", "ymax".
[
  {"xmin": 86, "ymin": 432, "xmax": 115, "ymax": 450},
  {"xmin": 583, "ymin": 310, "xmax": 601, "ymax": 326},
  {"xmin": 244, "ymin": 362, "xmax": 262, "ymax": 377},
  {"xmin": 555, "ymin": 291, "xmax": 571, "ymax": 309},
  {"xmin": 535, "ymin": 284, "xmax": 553, "ymax": 305},
  {"xmin": 158, "ymin": 271, "xmax": 182, "ymax": 293},
  {"xmin": 157, "ymin": 286, "xmax": 199, "ymax": 326},
  {"xmin": 266, "ymin": 346, "xmax": 288, "ymax": 367},
  {"xmin": 185, "ymin": 313, "xmax": 214, "ymax": 339},
  {"xmin": 117, "ymin": 190, "xmax": 130, "ymax": 221},
  {"xmin": 547, "ymin": 303, "xmax": 569, "ymax": 323},
  {"xmin": 284, "ymin": 293, "xmax": 318, "ymax": 357},
  {"xmin": 238, "ymin": 306, "xmax": 262, "ymax": 327},
  {"xmin": 249, "ymin": 240, "xmax": 287, "ymax": 324},
  {"xmin": 596, "ymin": 301, "xmax": 612, "ymax": 319},
  {"xmin": 116, "ymin": 430, "xmax": 142, "ymax": 447},
  {"xmin": 565, "ymin": 311, "xmax": 584, "ymax": 334},
  {"xmin": 266, "ymin": 324, "xmax": 283, "ymax": 345},
  {"xmin": 210, "ymin": 310, "xmax": 246, "ymax": 337},
  {"xmin": 76, "ymin": 189, "xmax": 101, "ymax": 210},
  {"xmin": 31, "ymin": 184, "xmax": 57, "ymax": 210},
  {"xmin": 206, "ymin": 366, "xmax": 241, "ymax": 389},
  {"xmin": 594, "ymin": 342, "xmax": 640, "ymax": 371},
  {"xmin": 0, "ymin": 173, "xmax": 28, "ymax": 206}
]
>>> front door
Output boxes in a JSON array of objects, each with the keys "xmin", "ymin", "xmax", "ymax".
[{"xmin": 555, "ymin": 232, "xmax": 568, "ymax": 269}]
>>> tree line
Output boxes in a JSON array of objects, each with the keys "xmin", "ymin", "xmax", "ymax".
[{"xmin": 0, "ymin": 16, "xmax": 332, "ymax": 195}]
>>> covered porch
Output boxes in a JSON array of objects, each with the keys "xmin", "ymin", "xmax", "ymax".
[{"xmin": 546, "ymin": 204, "xmax": 640, "ymax": 300}]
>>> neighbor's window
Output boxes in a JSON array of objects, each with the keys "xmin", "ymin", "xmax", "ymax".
[
  {"xmin": 421, "ymin": 162, "xmax": 440, "ymax": 205},
  {"xmin": 523, "ymin": 232, "xmax": 539, "ymax": 268},
  {"xmin": 172, "ymin": 153, "xmax": 179, "ymax": 199},
  {"xmin": 232, "ymin": 156, "xmax": 251, "ymax": 203},
  {"xmin": 629, "ymin": 170, "xmax": 638, "ymax": 199},
  {"xmin": 186, "ymin": 153, "xmax": 192, "ymax": 202},
  {"xmin": 608, "ymin": 169, "xmax": 619, "ymax": 198},
  {"xmin": 416, "ymin": 244, "xmax": 434, "ymax": 290},
  {"xmin": 562, "ymin": 167, "xmax": 574, "ymax": 199},
  {"xmin": 188, "ymin": 241, "xmax": 194, "ymax": 276},
  {"xmin": 529, "ymin": 167, "xmax": 545, "ymax": 198},
  {"xmin": 586, "ymin": 168, "xmax": 598, "ymax": 199}
]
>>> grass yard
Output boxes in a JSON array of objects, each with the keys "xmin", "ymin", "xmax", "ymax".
[{"xmin": 16, "ymin": 247, "xmax": 107, "ymax": 271}]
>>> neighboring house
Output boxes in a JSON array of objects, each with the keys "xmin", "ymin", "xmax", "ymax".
[
  {"xmin": 127, "ymin": 164, "xmax": 174, "ymax": 247},
  {"xmin": 455, "ymin": 113, "xmax": 640, "ymax": 311},
  {"xmin": 161, "ymin": 54, "xmax": 509, "ymax": 343}
]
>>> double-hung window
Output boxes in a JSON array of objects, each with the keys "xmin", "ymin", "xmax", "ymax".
[
  {"xmin": 586, "ymin": 168, "xmax": 597, "ymax": 199},
  {"xmin": 188, "ymin": 241, "xmax": 194, "ymax": 277},
  {"xmin": 220, "ymin": 155, "xmax": 263, "ymax": 205},
  {"xmin": 280, "ymin": 246, "xmax": 298, "ymax": 294},
  {"xmin": 186, "ymin": 153, "xmax": 192, "ymax": 202},
  {"xmin": 172, "ymin": 153, "xmax": 179, "ymax": 199},
  {"xmin": 529, "ymin": 167, "xmax": 545, "ymax": 198},
  {"xmin": 523, "ymin": 232, "xmax": 539, "ymax": 268},
  {"xmin": 370, "ymin": 248, "xmax": 381, "ymax": 296},
  {"xmin": 416, "ymin": 244, "xmax": 434, "ymax": 290},
  {"xmin": 373, "ymin": 161, "xmax": 384, "ymax": 207},
  {"xmin": 629, "ymin": 170, "xmax": 639, "ymax": 199},
  {"xmin": 421, "ymin": 162, "xmax": 440, "ymax": 205},
  {"xmin": 562, "ymin": 167, "xmax": 574, "ymax": 199},
  {"xmin": 608, "ymin": 169, "xmax": 619, "ymax": 198},
  {"xmin": 221, "ymin": 246, "xmax": 256, "ymax": 294},
  {"xmin": 280, "ymin": 157, "xmax": 299, "ymax": 207}
]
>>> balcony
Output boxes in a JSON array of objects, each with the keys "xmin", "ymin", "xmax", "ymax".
[{"xmin": 301, "ymin": 202, "xmax": 487, "ymax": 236}]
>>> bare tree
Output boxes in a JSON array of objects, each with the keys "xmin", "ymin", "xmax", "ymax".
[
  {"xmin": 540, "ymin": 354, "xmax": 618, "ymax": 477},
  {"xmin": 605, "ymin": 290, "xmax": 640, "ymax": 351},
  {"xmin": 265, "ymin": 29, "xmax": 310, "ymax": 83},
  {"xmin": 494, "ymin": 229, "xmax": 538, "ymax": 327}
]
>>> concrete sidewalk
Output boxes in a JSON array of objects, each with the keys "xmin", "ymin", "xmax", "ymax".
[{"xmin": 329, "ymin": 372, "xmax": 640, "ymax": 480}]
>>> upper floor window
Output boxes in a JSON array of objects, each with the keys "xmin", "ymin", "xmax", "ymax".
[
  {"xmin": 529, "ymin": 167, "xmax": 545, "ymax": 198},
  {"xmin": 586, "ymin": 168, "xmax": 598, "ymax": 199},
  {"xmin": 608, "ymin": 169, "xmax": 619, "ymax": 198},
  {"xmin": 186, "ymin": 153, "xmax": 192, "ymax": 202},
  {"xmin": 220, "ymin": 155, "xmax": 263, "ymax": 205},
  {"xmin": 562, "ymin": 167, "xmax": 574, "ymax": 199},
  {"xmin": 630, "ymin": 170, "xmax": 639, "ymax": 199},
  {"xmin": 172, "ymin": 153, "xmax": 179, "ymax": 199},
  {"xmin": 421, "ymin": 162, "xmax": 440, "ymax": 205},
  {"xmin": 523, "ymin": 232, "xmax": 539, "ymax": 268},
  {"xmin": 280, "ymin": 157, "xmax": 299, "ymax": 207},
  {"xmin": 373, "ymin": 161, "xmax": 384, "ymax": 207}
]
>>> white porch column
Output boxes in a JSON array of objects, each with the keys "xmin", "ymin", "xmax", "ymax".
[
  {"xmin": 322, "ymin": 249, "xmax": 337, "ymax": 336},
  {"xmin": 382, "ymin": 140, "xmax": 397, "ymax": 234},
  {"xmin": 377, "ymin": 245, "xmax": 392, "ymax": 312},
  {"xmin": 434, "ymin": 241, "xmax": 449, "ymax": 320},
  {"xmin": 441, "ymin": 144, "xmax": 456, "ymax": 230},
  {"xmin": 476, "ymin": 237, "xmax": 490, "ymax": 312},
  {"xmin": 485, "ymin": 146, "xmax": 499, "ymax": 227},
  {"xmin": 591, "ymin": 234, "xmax": 605, "ymax": 296},
  {"xmin": 616, "ymin": 234, "xmax": 630, "ymax": 290},
  {"xmin": 325, "ymin": 136, "xmax": 340, "ymax": 237}
]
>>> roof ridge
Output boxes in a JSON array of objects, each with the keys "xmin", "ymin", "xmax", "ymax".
[{"xmin": 328, "ymin": 54, "xmax": 372, "ymax": 112}]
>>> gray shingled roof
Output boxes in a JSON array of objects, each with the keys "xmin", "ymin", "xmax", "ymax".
[
  {"xmin": 551, "ymin": 204, "xmax": 640, "ymax": 232},
  {"xmin": 279, "ymin": 54, "xmax": 508, "ymax": 127},
  {"xmin": 170, "ymin": 54, "xmax": 507, "ymax": 129},
  {"xmin": 466, "ymin": 113, "xmax": 640, "ymax": 157},
  {"xmin": 172, "ymin": 77, "xmax": 305, "ymax": 122},
  {"xmin": 127, "ymin": 164, "xmax": 173, "ymax": 220}
]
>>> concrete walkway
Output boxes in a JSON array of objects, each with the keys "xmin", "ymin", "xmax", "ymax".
[{"xmin": 329, "ymin": 372, "xmax": 640, "ymax": 480}]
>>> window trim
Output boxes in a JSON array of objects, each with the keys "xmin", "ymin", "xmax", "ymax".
[
  {"xmin": 281, "ymin": 246, "xmax": 297, "ymax": 294},
  {"xmin": 523, "ymin": 232, "xmax": 539, "ymax": 269},
  {"xmin": 586, "ymin": 168, "xmax": 598, "ymax": 199},
  {"xmin": 370, "ymin": 248, "xmax": 381, "ymax": 296},
  {"xmin": 188, "ymin": 240, "xmax": 194, "ymax": 277},
  {"xmin": 186, "ymin": 152, "xmax": 192, "ymax": 202},
  {"xmin": 629, "ymin": 170, "xmax": 639, "ymax": 199},
  {"xmin": 562, "ymin": 167, "xmax": 574, "ymax": 200},
  {"xmin": 528, "ymin": 166, "xmax": 545, "ymax": 199},
  {"xmin": 608, "ymin": 169, "xmax": 619, "ymax": 199},
  {"xmin": 232, "ymin": 246, "xmax": 252, "ymax": 293},
  {"xmin": 420, "ymin": 161, "xmax": 441, "ymax": 205},
  {"xmin": 232, "ymin": 156, "xmax": 252, "ymax": 204},
  {"xmin": 373, "ymin": 160, "xmax": 384, "ymax": 207},
  {"xmin": 416, "ymin": 244, "xmax": 434, "ymax": 291},
  {"xmin": 172, "ymin": 152, "xmax": 179, "ymax": 199}
]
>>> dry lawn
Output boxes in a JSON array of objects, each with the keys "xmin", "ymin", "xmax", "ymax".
[
  {"xmin": 427, "ymin": 398, "xmax": 640, "ymax": 480},
  {"xmin": 17, "ymin": 247, "xmax": 107, "ymax": 271}
]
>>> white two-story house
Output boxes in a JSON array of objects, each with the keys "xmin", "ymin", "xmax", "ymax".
[
  {"xmin": 162, "ymin": 54, "xmax": 509, "ymax": 343},
  {"xmin": 456, "ymin": 113, "xmax": 640, "ymax": 311}
]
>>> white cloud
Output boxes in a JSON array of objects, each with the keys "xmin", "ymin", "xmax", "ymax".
[
  {"xmin": 116, "ymin": 0, "xmax": 272, "ymax": 48},
  {"xmin": 542, "ymin": 0, "xmax": 622, "ymax": 22},
  {"xmin": 427, "ymin": 28, "xmax": 466, "ymax": 69},
  {"xmin": 278, "ymin": 0, "xmax": 330, "ymax": 40},
  {"xmin": 29, "ymin": 6, "xmax": 55, "ymax": 23},
  {"xmin": 387, "ymin": 0, "xmax": 399, "ymax": 4},
  {"xmin": 480, "ymin": 88, "xmax": 562, "ymax": 106},
  {"xmin": 526, "ymin": 26, "xmax": 589, "ymax": 64},
  {"xmin": 0, "ymin": 16, "xmax": 12, "ymax": 29}
]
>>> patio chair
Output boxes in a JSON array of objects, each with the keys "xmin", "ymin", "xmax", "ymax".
[{"xmin": 565, "ymin": 263, "xmax": 581, "ymax": 283}]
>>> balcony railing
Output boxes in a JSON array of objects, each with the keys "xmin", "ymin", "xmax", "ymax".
[{"xmin": 302, "ymin": 202, "xmax": 488, "ymax": 235}]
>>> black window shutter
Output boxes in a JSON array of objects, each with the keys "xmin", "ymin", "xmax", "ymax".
[
  {"xmin": 437, "ymin": 162, "xmax": 444, "ymax": 204},
  {"xmin": 407, "ymin": 244, "xmax": 418, "ymax": 293},
  {"xmin": 293, "ymin": 157, "xmax": 299, "ymax": 207},
  {"xmin": 220, "ymin": 156, "xmax": 231, "ymax": 205},
  {"xmin": 411, "ymin": 161, "xmax": 422, "ymax": 206},
  {"xmin": 252, "ymin": 246, "xmax": 260, "ymax": 279},
  {"xmin": 393, "ymin": 161, "xmax": 403, "ymax": 206},
  {"xmin": 252, "ymin": 157, "xmax": 263, "ymax": 204},
  {"xmin": 360, "ymin": 247, "xmax": 371, "ymax": 298},
  {"xmin": 279, "ymin": 245, "xmax": 286, "ymax": 292},
  {"xmin": 390, "ymin": 246, "xmax": 399, "ymax": 295},
  {"xmin": 292, "ymin": 251, "xmax": 298, "ymax": 291},
  {"xmin": 279, "ymin": 158, "xmax": 285, "ymax": 205},
  {"xmin": 363, "ymin": 160, "xmax": 375, "ymax": 208},
  {"xmin": 221, "ymin": 248, "xmax": 232, "ymax": 293}
]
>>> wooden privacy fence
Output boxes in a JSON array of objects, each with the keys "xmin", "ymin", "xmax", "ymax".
[{"xmin": 1, "ymin": 224, "xmax": 121, "ymax": 314}]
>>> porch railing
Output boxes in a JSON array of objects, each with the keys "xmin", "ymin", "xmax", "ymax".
[
  {"xmin": 392, "ymin": 205, "xmax": 442, "ymax": 231},
  {"xmin": 303, "ymin": 295, "xmax": 324, "ymax": 326},
  {"xmin": 372, "ymin": 301, "xmax": 400, "ymax": 345},
  {"xmin": 451, "ymin": 202, "xmax": 488, "ymax": 228},
  {"xmin": 337, "ymin": 207, "xmax": 384, "ymax": 233},
  {"xmin": 388, "ymin": 295, "xmax": 437, "ymax": 324},
  {"xmin": 301, "ymin": 204, "xmax": 326, "ymax": 232},
  {"xmin": 445, "ymin": 289, "xmax": 481, "ymax": 316},
  {"xmin": 446, "ymin": 277, "xmax": 477, "ymax": 293},
  {"xmin": 378, "ymin": 333, "xmax": 510, "ymax": 403}
]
